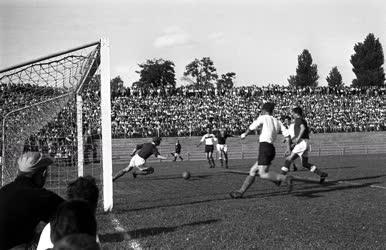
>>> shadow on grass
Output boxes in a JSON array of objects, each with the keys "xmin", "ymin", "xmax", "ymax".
[
  {"xmin": 99, "ymin": 219, "xmax": 220, "ymax": 243},
  {"xmin": 293, "ymin": 182, "xmax": 379, "ymax": 198}
]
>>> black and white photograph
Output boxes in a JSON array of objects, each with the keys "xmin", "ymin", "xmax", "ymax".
[{"xmin": 0, "ymin": 0, "xmax": 385, "ymax": 249}]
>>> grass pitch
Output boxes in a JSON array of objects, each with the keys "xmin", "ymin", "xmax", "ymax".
[{"xmin": 97, "ymin": 154, "xmax": 386, "ymax": 249}]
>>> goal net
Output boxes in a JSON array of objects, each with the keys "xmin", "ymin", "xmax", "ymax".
[{"xmin": 0, "ymin": 39, "xmax": 113, "ymax": 211}]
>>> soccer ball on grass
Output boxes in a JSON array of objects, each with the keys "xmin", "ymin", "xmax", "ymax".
[{"xmin": 182, "ymin": 171, "xmax": 191, "ymax": 180}]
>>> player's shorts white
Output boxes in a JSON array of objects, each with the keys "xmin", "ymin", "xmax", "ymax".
[
  {"xmin": 128, "ymin": 154, "xmax": 146, "ymax": 170},
  {"xmin": 292, "ymin": 139, "xmax": 310, "ymax": 157},
  {"xmin": 216, "ymin": 144, "xmax": 228, "ymax": 153}
]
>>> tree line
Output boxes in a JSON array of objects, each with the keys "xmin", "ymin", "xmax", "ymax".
[{"xmin": 111, "ymin": 33, "xmax": 385, "ymax": 94}]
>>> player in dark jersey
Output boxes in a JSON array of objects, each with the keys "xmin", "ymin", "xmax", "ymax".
[
  {"xmin": 112, "ymin": 137, "xmax": 167, "ymax": 181},
  {"xmin": 170, "ymin": 140, "xmax": 183, "ymax": 161},
  {"xmin": 281, "ymin": 107, "xmax": 328, "ymax": 183},
  {"xmin": 281, "ymin": 116, "xmax": 298, "ymax": 172},
  {"xmin": 216, "ymin": 128, "xmax": 232, "ymax": 168},
  {"xmin": 197, "ymin": 126, "xmax": 217, "ymax": 168}
]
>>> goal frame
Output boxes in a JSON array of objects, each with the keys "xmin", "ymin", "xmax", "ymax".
[{"xmin": 0, "ymin": 38, "xmax": 113, "ymax": 212}]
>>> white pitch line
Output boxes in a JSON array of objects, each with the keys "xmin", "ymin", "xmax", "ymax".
[
  {"xmin": 111, "ymin": 216, "xmax": 143, "ymax": 250},
  {"xmin": 370, "ymin": 185, "xmax": 386, "ymax": 190},
  {"xmin": 338, "ymin": 181, "xmax": 386, "ymax": 190}
]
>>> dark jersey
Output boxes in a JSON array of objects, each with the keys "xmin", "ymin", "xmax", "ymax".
[
  {"xmin": 217, "ymin": 133, "xmax": 232, "ymax": 145},
  {"xmin": 294, "ymin": 118, "xmax": 310, "ymax": 139},
  {"xmin": 136, "ymin": 142, "xmax": 160, "ymax": 160},
  {"xmin": 0, "ymin": 176, "xmax": 64, "ymax": 249},
  {"xmin": 175, "ymin": 143, "xmax": 181, "ymax": 154}
]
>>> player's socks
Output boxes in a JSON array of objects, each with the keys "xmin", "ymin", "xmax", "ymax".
[
  {"xmin": 285, "ymin": 175, "xmax": 294, "ymax": 193},
  {"xmin": 211, "ymin": 158, "xmax": 216, "ymax": 168},
  {"xmin": 239, "ymin": 175, "xmax": 256, "ymax": 194},
  {"xmin": 310, "ymin": 166, "xmax": 328, "ymax": 183},
  {"xmin": 292, "ymin": 164, "xmax": 298, "ymax": 171},
  {"xmin": 220, "ymin": 159, "xmax": 224, "ymax": 167},
  {"xmin": 281, "ymin": 166, "xmax": 289, "ymax": 175},
  {"xmin": 113, "ymin": 169, "xmax": 127, "ymax": 182},
  {"xmin": 179, "ymin": 156, "xmax": 184, "ymax": 161},
  {"xmin": 225, "ymin": 159, "xmax": 229, "ymax": 169}
]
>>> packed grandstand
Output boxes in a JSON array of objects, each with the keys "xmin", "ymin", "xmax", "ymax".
[
  {"xmin": 0, "ymin": 82, "xmax": 384, "ymax": 159},
  {"xmin": 1, "ymin": 83, "xmax": 385, "ymax": 141}
]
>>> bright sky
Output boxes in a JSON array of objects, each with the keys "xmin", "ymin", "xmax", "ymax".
[{"xmin": 1, "ymin": 0, "xmax": 385, "ymax": 87}]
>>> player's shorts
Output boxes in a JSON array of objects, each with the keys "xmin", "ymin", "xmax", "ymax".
[
  {"xmin": 292, "ymin": 139, "xmax": 310, "ymax": 157},
  {"xmin": 257, "ymin": 142, "xmax": 276, "ymax": 165},
  {"xmin": 205, "ymin": 145, "xmax": 214, "ymax": 153},
  {"xmin": 127, "ymin": 154, "xmax": 147, "ymax": 170},
  {"xmin": 216, "ymin": 144, "xmax": 228, "ymax": 153}
]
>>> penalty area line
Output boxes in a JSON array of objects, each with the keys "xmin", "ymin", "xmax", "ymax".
[
  {"xmin": 338, "ymin": 181, "xmax": 386, "ymax": 190},
  {"xmin": 110, "ymin": 214, "xmax": 143, "ymax": 250}
]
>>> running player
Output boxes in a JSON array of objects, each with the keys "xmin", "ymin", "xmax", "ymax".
[
  {"xmin": 216, "ymin": 128, "xmax": 232, "ymax": 168},
  {"xmin": 229, "ymin": 102, "xmax": 293, "ymax": 199},
  {"xmin": 171, "ymin": 140, "xmax": 183, "ymax": 161},
  {"xmin": 282, "ymin": 115, "xmax": 297, "ymax": 172},
  {"xmin": 113, "ymin": 137, "xmax": 167, "ymax": 181},
  {"xmin": 197, "ymin": 126, "xmax": 217, "ymax": 168},
  {"xmin": 281, "ymin": 107, "xmax": 328, "ymax": 183}
]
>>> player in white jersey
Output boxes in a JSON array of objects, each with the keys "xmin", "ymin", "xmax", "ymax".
[
  {"xmin": 197, "ymin": 126, "xmax": 217, "ymax": 168},
  {"xmin": 230, "ymin": 103, "xmax": 294, "ymax": 199}
]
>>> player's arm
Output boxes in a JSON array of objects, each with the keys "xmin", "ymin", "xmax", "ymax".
[
  {"xmin": 293, "ymin": 124, "xmax": 306, "ymax": 144},
  {"xmin": 131, "ymin": 144, "xmax": 142, "ymax": 156},
  {"xmin": 241, "ymin": 118, "xmax": 262, "ymax": 139},
  {"xmin": 130, "ymin": 148, "xmax": 137, "ymax": 156},
  {"xmin": 156, "ymin": 155, "xmax": 167, "ymax": 160},
  {"xmin": 154, "ymin": 148, "xmax": 167, "ymax": 160},
  {"xmin": 196, "ymin": 135, "xmax": 205, "ymax": 147}
]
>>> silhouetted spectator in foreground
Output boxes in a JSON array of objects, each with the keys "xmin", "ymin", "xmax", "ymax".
[{"xmin": 0, "ymin": 152, "xmax": 64, "ymax": 250}]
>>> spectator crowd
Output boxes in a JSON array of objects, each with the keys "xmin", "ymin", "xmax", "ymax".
[
  {"xmin": 1, "ymin": 82, "xmax": 385, "ymax": 142},
  {"xmin": 111, "ymin": 84, "xmax": 385, "ymax": 137}
]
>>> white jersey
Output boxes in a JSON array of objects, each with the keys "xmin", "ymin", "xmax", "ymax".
[
  {"xmin": 200, "ymin": 133, "xmax": 217, "ymax": 145},
  {"xmin": 282, "ymin": 123, "xmax": 295, "ymax": 139},
  {"xmin": 249, "ymin": 114, "xmax": 287, "ymax": 144}
]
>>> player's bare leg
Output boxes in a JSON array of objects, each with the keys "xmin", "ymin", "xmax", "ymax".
[
  {"xmin": 230, "ymin": 162, "xmax": 293, "ymax": 198},
  {"xmin": 132, "ymin": 167, "xmax": 154, "ymax": 179},
  {"xmin": 223, "ymin": 151, "xmax": 229, "ymax": 169},
  {"xmin": 113, "ymin": 166, "xmax": 134, "ymax": 182},
  {"xmin": 209, "ymin": 152, "xmax": 215, "ymax": 168},
  {"xmin": 281, "ymin": 153, "xmax": 299, "ymax": 175},
  {"xmin": 218, "ymin": 150, "xmax": 224, "ymax": 167}
]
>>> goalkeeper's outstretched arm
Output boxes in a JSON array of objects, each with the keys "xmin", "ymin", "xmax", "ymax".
[
  {"xmin": 130, "ymin": 148, "xmax": 138, "ymax": 156},
  {"xmin": 156, "ymin": 155, "xmax": 167, "ymax": 160}
]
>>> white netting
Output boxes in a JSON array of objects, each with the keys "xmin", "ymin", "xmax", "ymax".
[{"xmin": 0, "ymin": 42, "xmax": 104, "ymax": 198}]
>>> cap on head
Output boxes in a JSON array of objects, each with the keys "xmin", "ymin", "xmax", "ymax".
[
  {"xmin": 17, "ymin": 152, "xmax": 53, "ymax": 176},
  {"xmin": 262, "ymin": 102, "xmax": 275, "ymax": 114}
]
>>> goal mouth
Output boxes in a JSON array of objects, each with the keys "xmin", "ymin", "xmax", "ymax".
[{"xmin": 0, "ymin": 39, "xmax": 113, "ymax": 211}]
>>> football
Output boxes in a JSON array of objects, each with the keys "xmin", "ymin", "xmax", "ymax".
[{"xmin": 182, "ymin": 171, "xmax": 191, "ymax": 180}]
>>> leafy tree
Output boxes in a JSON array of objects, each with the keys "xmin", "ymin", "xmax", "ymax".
[
  {"xmin": 136, "ymin": 59, "xmax": 176, "ymax": 89},
  {"xmin": 288, "ymin": 49, "xmax": 319, "ymax": 87},
  {"xmin": 326, "ymin": 67, "xmax": 343, "ymax": 88},
  {"xmin": 350, "ymin": 33, "xmax": 385, "ymax": 87},
  {"xmin": 183, "ymin": 57, "xmax": 218, "ymax": 87},
  {"xmin": 217, "ymin": 72, "xmax": 236, "ymax": 89},
  {"xmin": 110, "ymin": 75, "xmax": 124, "ymax": 95}
]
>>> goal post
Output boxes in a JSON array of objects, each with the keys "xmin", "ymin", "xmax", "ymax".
[{"xmin": 0, "ymin": 38, "xmax": 113, "ymax": 212}]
